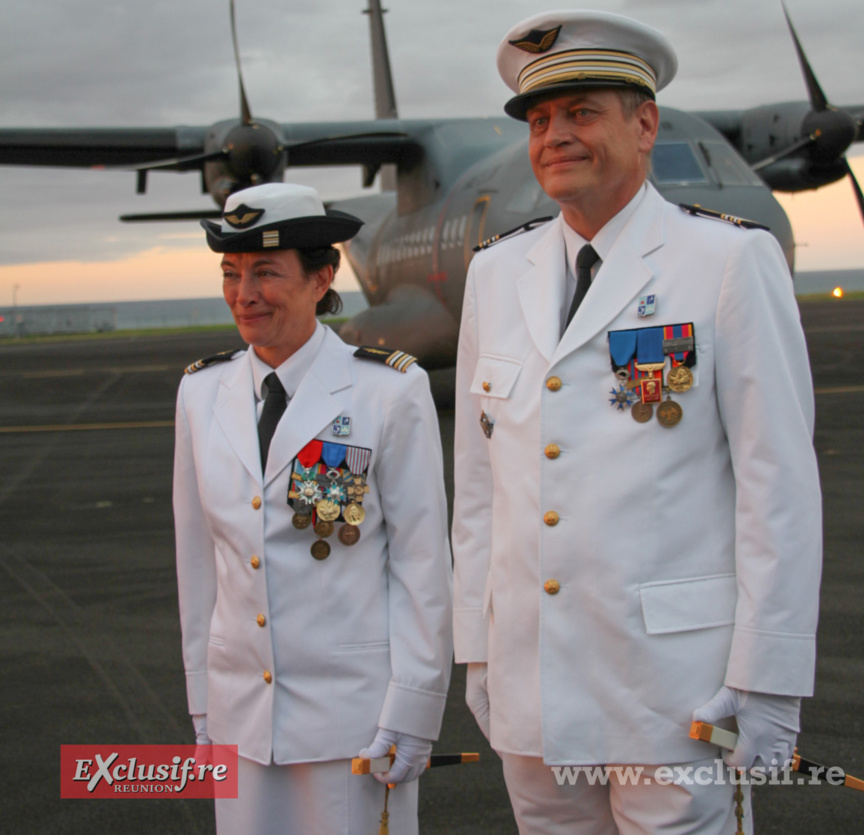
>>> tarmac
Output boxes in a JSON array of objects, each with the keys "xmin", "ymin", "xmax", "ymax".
[{"xmin": 0, "ymin": 299, "xmax": 861, "ymax": 833}]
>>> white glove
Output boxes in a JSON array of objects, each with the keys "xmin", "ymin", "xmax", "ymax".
[
  {"xmin": 358, "ymin": 728, "xmax": 432, "ymax": 784},
  {"xmin": 466, "ymin": 662, "xmax": 491, "ymax": 741},
  {"xmin": 192, "ymin": 714, "xmax": 211, "ymax": 745},
  {"xmin": 192, "ymin": 714, "xmax": 212, "ymax": 766},
  {"xmin": 693, "ymin": 686, "xmax": 800, "ymax": 769}
]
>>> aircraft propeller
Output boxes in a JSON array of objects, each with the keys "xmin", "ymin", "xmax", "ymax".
[
  {"xmin": 117, "ymin": 0, "xmax": 409, "ymax": 218},
  {"xmin": 126, "ymin": 0, "xmax": 286, "ymax": 202},
  {"xmin": 755, "ymin": 4, "xmax": 864, "ymax": 223},
  {"xmin": 230, "ymin": 0, "xmax": 253, "ymax": 128}
]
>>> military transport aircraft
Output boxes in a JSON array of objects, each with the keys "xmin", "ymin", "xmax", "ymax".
[{"xmin": 1, "ymin": 1, "xmax": 862, "ymax": 367}]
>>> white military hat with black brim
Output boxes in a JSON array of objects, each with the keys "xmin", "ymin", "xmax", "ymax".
[
  {"xmin": 201, "ymin": 182, "xmax": 364, "ymax": 253},
  {"xmin": 497, "ymin": 9, "xmax": 677, "ymax": 121}
]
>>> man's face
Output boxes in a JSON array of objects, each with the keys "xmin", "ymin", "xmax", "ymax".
[
  {"xmin": 526, "ymin": 89, "xmax": 657, "ymax": 227},
  {"xmin": 221, "ymin": 248, "xmax": 330, "ymax": 365}
]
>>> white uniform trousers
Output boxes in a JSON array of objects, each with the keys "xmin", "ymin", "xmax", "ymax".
[
  {"xmin": 502, "ymin": 753, "xmax": 753, "ymax": 835},
  {"xmin": 215, "ymin": 756, "xmax": 419, "ymax": 835}
]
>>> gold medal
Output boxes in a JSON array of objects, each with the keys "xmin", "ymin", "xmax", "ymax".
[
  {"xmin": 316, "ymin": 499, "xmax": 341, "ymax": 522},
  {"xmin": 343, "ymin": 502, "xmax": 366, "ymax": 526},
  {"xmin": 632, "ymin": 402, "xmax": 653, "ymax": 423},
  {"xmin": 314, "ymin": 520, "xmax": 334, "ymax": 538},
  {"xmin": 351, "ymin": 477, "xmax": 370, "ymax": 503},
  {"xmin": 667, "ymin": 365, "xmax": 693, "ymax": 393},
  {"xmin": 310, "ymin": 540, "xmax": 331, "ymax": 561},
  {"xmin": 635, "ymin": 362, "xmax": 665, "ymax": 373},
  {"xmin": 657, "ymin": 399, "xmax": 683, "ymax": 427},
  {"xmin": 292, "ymin": 513, "xmax": 312, "ymax": 530},
  {"xmin": 338, "ymin": 524, "xmax": 361, "ymax": 546}
]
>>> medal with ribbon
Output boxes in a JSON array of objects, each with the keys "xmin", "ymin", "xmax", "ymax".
[
  {"xmin": 635, "ymin": 327, "xmax": 665, "ymax": 405},
  {"xmin": 607, "ymin": 323, "xmax": 697, "ymax": 426},
  {"xmin": 608, "ymin": 329, "xmax": 639, "ymax": 410},
  {"xmin": 663, "ymin": 323, "xmax": 695, "ymax": 393},
  {"xmin": 288, "ymin": 441, "xmax": 372, "ymax": 557}
]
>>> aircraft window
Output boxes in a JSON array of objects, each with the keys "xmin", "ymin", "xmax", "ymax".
[
  {"xmin": 699, "ymin": 141, "xmax": 762, "ymax": 186},
  {"xmin": 650, "ymin": 142, "xmax": 709, "ymax": 185}
]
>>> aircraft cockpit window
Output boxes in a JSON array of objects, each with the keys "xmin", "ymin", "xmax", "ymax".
[
  {"xmin": 699, "ymin": 141, "xmax": 763, "ymax": 186},
  {"xmin": 650, "ymin": 142, "xmax": 709, "ymax": 185}
]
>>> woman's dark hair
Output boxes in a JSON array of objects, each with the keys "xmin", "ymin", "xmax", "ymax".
[{"xmin": 296, "ymin": 245, "xmax": 343, "ymax": 316}]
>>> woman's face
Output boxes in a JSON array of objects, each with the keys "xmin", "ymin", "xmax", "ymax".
[{"xmin": 221, "ymin": 248, "xmax": 332, "ymax": 367}]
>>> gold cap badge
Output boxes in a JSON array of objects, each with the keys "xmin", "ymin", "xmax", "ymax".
[
  {"xmin": 509, "ymin": 25, "xmax": 561, "ymax": 54},
  {"xmin": 223, "ymin": 203, "xmax": 265, "ymax": 229}
]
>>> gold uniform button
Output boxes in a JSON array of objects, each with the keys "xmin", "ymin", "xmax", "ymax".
[
  {"xmin": 252, "ymin": 496, "xmax": 262, "ymax": 510},
  {"xmin": 546, "ymin": 376, "xmax": 562, "ymax": 392},
  {"xmin": 256, "ymin": 614, "xmax": 266, "ymax": 627},
  {"xmin": 545, "ymin": 443, "xmax": 560, "ymax": 459},
  {"xmin": 263, "ymin": 670, "xmax": 272, "ymax": 684},
  {"xmin": 250, "ymin": 555, "xmax": 261, "ymax": 569},
  {"xmin": 543, "ymin": 511, "xmax": 559, "ymax": 526},
  {"xmin": 482, "ymin": 381, "xmax": 491, "ymax": 393},
  {"xmin": 544, "ymin": 579, "xmax": 561, "ymax": 595}
]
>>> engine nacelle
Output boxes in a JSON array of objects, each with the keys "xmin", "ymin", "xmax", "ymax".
[{"xmin": 202, "ymin": 118, "xmax": 286, "ymax": 206}]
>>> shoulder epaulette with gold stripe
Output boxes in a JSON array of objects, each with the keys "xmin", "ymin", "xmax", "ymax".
[
  {"xmin": 473, "ymin": 216, "xmax": 555, "ymax": 252},
  {"xmin": 353, "ymin": 346, "xmax": 418, "ymax": 373},
  {"xmin": 679, "ymin": 204, "xmax": 769, "ymax": 231},
  {"xmin": 184, "ymin": 348, "xmax": 244, "ymax": 375}
]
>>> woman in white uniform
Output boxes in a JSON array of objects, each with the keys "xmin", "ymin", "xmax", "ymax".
[{"xmin": 173, "ymin": 183, "xmax": 453, "ymax": 834}]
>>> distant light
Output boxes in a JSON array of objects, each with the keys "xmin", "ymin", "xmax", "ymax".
[
  {"xmin": 832, "ymin": 287, "xmax": 844, "ymax": 298},
  {"xmin": 0, "ymin": 315, "xmax": 4, "ymax": 322}
]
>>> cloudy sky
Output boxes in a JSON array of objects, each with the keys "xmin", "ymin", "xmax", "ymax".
[{"xmin": 1, "ymin": 0, "xmax": 862, "ymax": 305}]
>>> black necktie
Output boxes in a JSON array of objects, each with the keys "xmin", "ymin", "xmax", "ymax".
[
  {"xmin": 258, "ymin": 372, "xmax": 287, "ymax": 470},
  {"xmin": 564, "ymin": 244, "xmax": 600, "ymax": 332}
]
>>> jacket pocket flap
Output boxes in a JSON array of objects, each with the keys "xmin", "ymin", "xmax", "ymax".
[
  {"xmin": 470, "ymin": 356, "xmax": 522, "ymax": 399},
  {"xmin": 640, "ymin": 574, "xmax": 736, "ymax": 635}
]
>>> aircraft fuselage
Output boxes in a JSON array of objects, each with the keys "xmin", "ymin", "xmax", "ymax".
[{"xmin": 335, "ymin": 106, "xmax": 794, "ymax": 367}]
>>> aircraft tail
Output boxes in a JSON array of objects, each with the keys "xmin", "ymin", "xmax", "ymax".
[{"xmin": 363, "ymin": 0, "xmax": 398, "ymax": 191}]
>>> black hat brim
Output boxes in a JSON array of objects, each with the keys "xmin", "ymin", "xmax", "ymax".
[
  {"xmin": 201, "ymin": 209, "xmax": 363, "ymax": 253},
  {"xmin": 504, "ymin": 79, "xmax": 654, "ymax": 121}
]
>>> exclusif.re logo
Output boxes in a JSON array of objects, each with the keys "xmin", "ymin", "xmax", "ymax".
[{"xmin": 60, "ymin": 744, "xmax": 238, "ymax": 799}]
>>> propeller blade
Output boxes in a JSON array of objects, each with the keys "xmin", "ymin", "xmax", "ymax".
[
  {"xmin": 123, "ymin": 149, "xmax": 228, "ymax": 172},
  {"xmin": 120, "ymin": 209, "xmax": 223, "ymax": 223},
  {"xmin": 841, "ymin": 157, "xmax": 864, "ymax": 226},
  {"xmin": 751, "ymin": 131, "xmax": 819, "ymax": 172},
  {"xmin": 286, "ymin": 131, "xmax": 409, "ymax": 152},
  {"xmin": 782, "ymin": 2, "xmax": 828, "ymax": 112},
  {"xmin": 230, "ymin": 0, "xmax": 253, "ymax": 126}
]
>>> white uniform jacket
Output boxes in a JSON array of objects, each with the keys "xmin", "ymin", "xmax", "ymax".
[
  {"xmin": 453, "ymin": 184, "xmax": 822, "ymax": 765},
  {"xmin": 174, "ymin": 326, "xmax": 453, "ymax": 766}
]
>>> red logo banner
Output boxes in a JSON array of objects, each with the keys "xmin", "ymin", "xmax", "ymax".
[{"xmin": 60, "ymin": 745, "xmax": 238, "ymax": 799}]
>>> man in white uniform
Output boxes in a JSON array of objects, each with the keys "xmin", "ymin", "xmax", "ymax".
[
  {"xmin": 174, "ymin": 183, "xmax": 453, "ymax": 833},
  {"xmin": 452, "ymin": 11, "xmax": 821, "ymax": 833}
]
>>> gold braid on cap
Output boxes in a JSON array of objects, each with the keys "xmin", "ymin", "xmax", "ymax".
[{"xmin": 518, "ymin": 48, "xmax": 657, "ymax": 96}]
